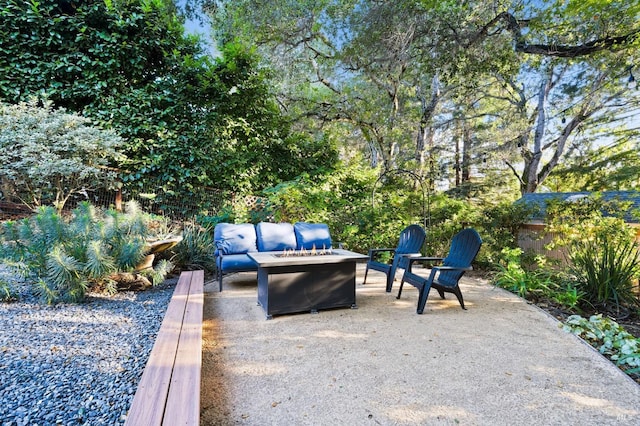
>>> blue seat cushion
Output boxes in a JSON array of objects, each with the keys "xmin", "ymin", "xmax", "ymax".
[
  {"xmin": 294, "ymin": 222, "xmax": 332, "ymax": 250},
  {"xmin": 217, "ymin": 254, "xmax": 257, "ymax": 273},
  {"xmin": 214, "ymin": 223, "xmax": 257, "ymax": 255},
  {"xmin": 256, "ymin": 222, "xmax": 297, "ymax": 252}
]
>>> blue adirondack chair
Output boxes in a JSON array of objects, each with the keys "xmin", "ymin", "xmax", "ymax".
[
  {"xmin": 397, "ymin": 228, "xmax": 482, "ymax": 314},
  {"xmin": 363, "ymin": 224, "xmax": 427, "ymax": 292}
]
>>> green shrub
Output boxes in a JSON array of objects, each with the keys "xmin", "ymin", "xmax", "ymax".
[
  {"xmin": 494, "ymin": 248, "xmax": 546, "ymax": 297},
  {"xmin": 0, "ymin": 99, "xmax": 125, "ymax": 211},
  {"xmin": 493, "ymin": 247, "xmax": 583, "ymax": 311},
  {"xmin": 0, "ymin": 201, "xmax": 175, "ymax": 303},
  {"xmin": 568, "ymin": 230, "xmax": 640, "ymax": 312},
  {"xmin": 480, "ymin": 201, "xmax": 538, "ymax": 264},
  {"xmin": 545, "ymin": 197, "xmax": 640, "ymax": 312},
  {"xmin": 199, "ymin": 160, "xmax": 516, "ymax": 260}
]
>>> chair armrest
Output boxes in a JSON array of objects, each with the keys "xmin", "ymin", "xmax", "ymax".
[
  {"xmin": 406, "ymin": 256, "xmax": 443, "ymax": 265},
  {"xmin": 368, "ymin": 248, "xmax": 396, "ymax": 258},
  {"xmin": 433, "ymin": 265, "xmax": 473, "ymax": 272},
  {"xmin": 405, "ymin": 256, "xmax": 444, "ymax": 272}
]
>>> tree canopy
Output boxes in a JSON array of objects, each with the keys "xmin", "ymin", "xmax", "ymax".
[
  {"xmin": 0, "ymin": 0, "xmax": 338, "ymax": 201},
  {"xmin": 209, "ymin": 0, "xmax": 640, "ymax": 195},
  {"xmin": 1, "ymin": 0, "xmax": 638, "ymax": 204}
]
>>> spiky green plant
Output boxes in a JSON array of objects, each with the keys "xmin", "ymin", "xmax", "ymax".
[
  {"xmin": 0, "ymin": 201, "xmax": 175, "ymax": 303},
  {"xmin": 46, "ymin": 245, "xmax": 87, "ymax": 303},
  {"xmin": 35, "ymin": 278, "xmax": 58, "ymax": 305},
  {"xmin": 85, "ymin": 240, "xmax": 117, "ymax": 278},
  {"xmin": 569, "ymin": 233, "xmax": 640, "ymax": 312},
  {"xmin": 144, "ymin": 259, "xmax": 175, "ymax": 285},
  {"xmin": 0, "ymin": 278, "xmax": 18, "ymax": 302}
]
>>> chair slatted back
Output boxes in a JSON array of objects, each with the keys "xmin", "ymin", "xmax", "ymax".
[
  {"xmin": 439, "ymin": 229, "xmax": 482, "ymax": 286},
  {"xmin": 396, "ymin": 224, "xmax": 427, "ymax": 255}
]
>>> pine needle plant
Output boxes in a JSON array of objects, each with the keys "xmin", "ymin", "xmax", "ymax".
[
  {"xmin": 0, "ymin": 201, "xmax": 175, "ymax": 303},
  {"xmin": 0, "ymin": 278, "xmax": 17, "ymax": 302}
]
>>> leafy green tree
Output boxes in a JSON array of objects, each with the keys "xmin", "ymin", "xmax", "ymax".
[
  {"xmin": 0, "ymin": 0, "xmax": 337, "ymax": 202},
  {"xmin": 210, "ymin": 0, "xmax": 640, "ymax": 196},
  {"xmin": 0, "ymin": 0, "xmax": 214, "ymax": 194},
  {"xmin": 546, "ymin": 139, "xmax": 640, "ymax": 192},
  {"xmin": 202, "ymin": 42, "xmax": 339, "ymax": 193},
  {"xmin": 0, "ymin": 0, "xmax": 189, "ymax": 112},
  {"xmin": 487, "ymin": 57, "xmax": 638, "ymax": 194},
  {"xmin": 0, "ymin": 99, "xmax": 125, "ymax": 211}
]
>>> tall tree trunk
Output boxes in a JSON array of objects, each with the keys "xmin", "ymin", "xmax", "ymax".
[
  {"xmin": 455, "ymin": 134, "xmax": 461, "ymax": 186},
  {"xmin": 462, "ymin": 123, "xmax": 472, "ymax": 183},
  {"xmin": 513, "ymin": 69, "xmax": 611, "ymax": 195},
  {"xmin": 521, "ymin": 78, "xmax": 549, "ymax": 194},
  {"xmin": 415, "ymin": 75, "xmax": 440, "ymax": 171}
]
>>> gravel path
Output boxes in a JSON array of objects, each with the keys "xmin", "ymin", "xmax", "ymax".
[
  {"xmin": 201, "ymin": 266, "xmax": 640, "ymax": 425},
  {"xmin": 0, "ymin": 269, "xmax": 174, "ymax": 426}
]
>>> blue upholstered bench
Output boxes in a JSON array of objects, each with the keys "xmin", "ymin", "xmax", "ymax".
[{"xmin": 213, "ymin": 222, "xmax": 332, "ymax": 291}]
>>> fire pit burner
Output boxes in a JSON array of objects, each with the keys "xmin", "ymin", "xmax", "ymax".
[{"xmin": 277, "ymin": 246, "xmax": 333, "ymax": 257}]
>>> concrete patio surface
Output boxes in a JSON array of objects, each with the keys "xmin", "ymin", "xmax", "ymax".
[{"xmin": 200, "ymin": 264, "xmax": 640, "ymax": 425}]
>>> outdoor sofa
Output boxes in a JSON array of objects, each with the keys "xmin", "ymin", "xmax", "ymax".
[{"xmin": 214, "ymin": 222, "xmax": 332, "ymax": 291}]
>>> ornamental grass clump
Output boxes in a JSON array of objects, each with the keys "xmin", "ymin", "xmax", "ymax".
[
  {"xmin": 568, "ymin": 231, "xmax": 640, "ymax": 312},
  {"xmin": 0, "ymin": 201, "xmax": 174, "ymax": 303},
  {"xmin": 545, "ymin": 196, "xmax": 640, "ymax": 314},
  {"xmin": 170, "ymin": 223, "xmax": 217, "ymax": 272}
]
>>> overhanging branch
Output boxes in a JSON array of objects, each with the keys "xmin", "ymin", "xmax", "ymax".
[
  {"xmin": 516, "ymin": 29, "xmax": 640, "ymax": 57},
  {"xmin": 472, "ymin": 11, "xmax": 640, "ymax": 58}
]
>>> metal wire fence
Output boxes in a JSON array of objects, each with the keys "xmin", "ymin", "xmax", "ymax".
[{"xmin": 0, "ymin": 179, "xmax": 226, "ymax": 222}]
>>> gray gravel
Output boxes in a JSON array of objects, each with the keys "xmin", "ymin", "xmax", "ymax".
[{"xmin": 0, "ymin": 267, "xmax": 174, "ymax": 426}]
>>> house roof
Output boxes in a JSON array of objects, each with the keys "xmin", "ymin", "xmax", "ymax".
[{"xmin": 515, "ymin": 191, "xmax": 640, "ymax": 224}]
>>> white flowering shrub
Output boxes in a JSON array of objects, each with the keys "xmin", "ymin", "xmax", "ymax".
[{"xmin": 0, "ymin": 99, "xmax": 126, "ymax": 211}]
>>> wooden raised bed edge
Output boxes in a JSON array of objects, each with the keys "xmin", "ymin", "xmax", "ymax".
[{"xmin": 124, "ymin": 270, "xmax": 204, "ymax": 426}]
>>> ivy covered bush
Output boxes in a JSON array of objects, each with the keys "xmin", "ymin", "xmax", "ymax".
[{"xmin": 0, "ymin": 201, "xmax": 174, "ymax": 304}]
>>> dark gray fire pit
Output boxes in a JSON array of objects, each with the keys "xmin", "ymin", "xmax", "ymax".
[{"xmin": 248, "ymin": 249, "xmax": 368, "ymax": 319}]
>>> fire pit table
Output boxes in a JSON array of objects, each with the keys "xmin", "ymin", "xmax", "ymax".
[{"xmin": 248, "ymin": 249, "xmax": 369, "ymax": 319}]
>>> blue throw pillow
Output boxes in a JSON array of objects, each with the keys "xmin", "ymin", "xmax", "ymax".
[
  {"xmin": 214, "ymin": 223, "xmax": 257, "ymax": 254},
  {"xmin": 294, "ymin": 222, "xmax": 332, "ymax": 250},
  {"xmin": 256, "ymin": 222, "xmax": 297, "ymax": 252}
]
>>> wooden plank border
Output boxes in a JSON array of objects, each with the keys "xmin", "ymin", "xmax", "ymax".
[{"xmin": 125, "ymin": 270, "xmax": 204, "ymax": 426}]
